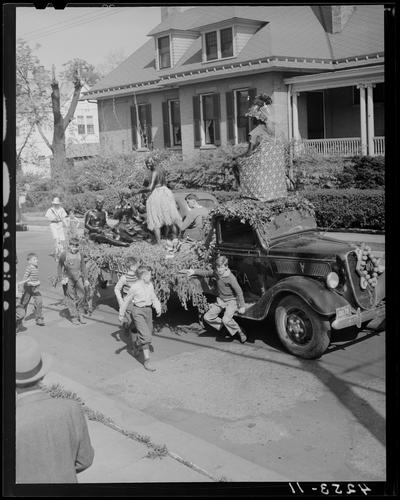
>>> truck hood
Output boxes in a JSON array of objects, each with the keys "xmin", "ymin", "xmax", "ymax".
[{"xmin": 267, "ymin": 231, "xmax": 355, "ymax": 260}]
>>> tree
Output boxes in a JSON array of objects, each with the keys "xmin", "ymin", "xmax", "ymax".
[
  {"xmin": 96, "ymin": 49, "xmax": 127, "ymax": 77},
  {"xmin": 60, "ymin": 58, "xmax": 101, "ymax": 87},
  {"xmin": 16, "ymin": 39, "xmax": 52, "ymax": 165}
]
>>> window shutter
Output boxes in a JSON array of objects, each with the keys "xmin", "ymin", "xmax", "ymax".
[
  {"xmin": 130, "ymin": 106, "xmax": 137, "ymax": 149},
  {"xmin": 193, "ymin": 95, "xmax": 201, "ymax": 147},
  {"xmin": 226, "ymin": 91, "xmax": 235, "ymax": 144},
  {"xmin": 162, "ymin": 101, "xmax": 171, "ymax": 148},
  {"xmin": 213, "ymin": 93, "xmax": 221, "ymax": 146},
  {"xmin": 145, "ymin": 104, "xmax": 152, "ymax": 148}
]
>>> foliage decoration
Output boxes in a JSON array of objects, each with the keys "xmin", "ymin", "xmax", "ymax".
[
  {"xmin": 205, "ymin": 195, "xmax": 315, "ymax": 243},
  {"xmin": 79, "ymin": 239, "xmax": 211, "ymax": 314}
]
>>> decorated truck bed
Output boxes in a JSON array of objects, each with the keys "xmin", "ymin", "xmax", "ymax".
[{"xmin": 82, "ymin": 194, "xmax": 385, "ymax": 359}]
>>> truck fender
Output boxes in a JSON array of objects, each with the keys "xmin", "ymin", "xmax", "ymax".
[{"xmin": 249, "ymin": 276, "xmax": 349, "ymax": 320}]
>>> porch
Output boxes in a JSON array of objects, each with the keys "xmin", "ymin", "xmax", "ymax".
[
  {"xmin": 284, "ymin": 65, "xmax": 384, "ymax": 157},
  {"xmin": 298, "ymin": 136, "xmax": 384, "ymax": 157}
]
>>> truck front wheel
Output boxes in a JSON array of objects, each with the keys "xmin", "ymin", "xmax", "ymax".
[{"xmin": 275, "ymin": 295, "xmax": 331, "ymax": 359}]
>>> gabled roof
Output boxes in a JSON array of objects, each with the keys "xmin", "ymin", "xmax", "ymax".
[{"xmin": 87, "ymin": 5, "xmax": 384, "ymax": 97}]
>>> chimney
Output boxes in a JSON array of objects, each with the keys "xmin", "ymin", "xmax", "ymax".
[
  {"xmin": 161, "ymin": 6, "xmax": 182, "ymax": 21},
  {"xmin": 312, "ymin": 5, "xmax": 355, "ymax": 34}
]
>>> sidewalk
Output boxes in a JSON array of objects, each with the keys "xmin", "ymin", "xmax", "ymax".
[{"xmin": 42, "ymin": 371, "xmax": 289, "ymax": 483}]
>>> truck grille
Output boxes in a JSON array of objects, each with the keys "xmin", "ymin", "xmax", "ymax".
[
  {"xmin": 346, "ymin": 252, "xmax": 376, "ymax": 309},
  {"xmin": 274, "ymin": 259, "xmax": 331, "ymax": 277}
]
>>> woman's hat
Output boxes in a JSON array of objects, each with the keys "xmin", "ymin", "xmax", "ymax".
[
  {"xmin": 16, "ymin": 335, "xmax": 52, "ymax": 385},
  {"xmin": 52, "ymin": 197, "xmax": 61, "ymax": 204}
]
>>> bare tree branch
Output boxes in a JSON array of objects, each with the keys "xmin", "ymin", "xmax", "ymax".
[
  {"xmin": 16, "ymin": 122, "xmax": 35, "ymax": 160},
  {"xmin": 36, "ymin": 122, "xmax": 53, "ymax": 153},
  {"xmin": 63, "ymin": 73, "xmax": 83, "ymax": 130}
]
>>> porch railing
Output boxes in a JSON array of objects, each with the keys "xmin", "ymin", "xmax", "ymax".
[
  {"xmin": 297, "ymin": 137, "xmax": 384, "ymax": 157},
  {"xmin": 298, "ymin": 138, "xmax": 361, "ymax": 157},
  {"xmin": 373, "ymin": 136, "xmax": 385, "ymax": 156}
]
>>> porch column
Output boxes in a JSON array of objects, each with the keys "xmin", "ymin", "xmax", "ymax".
[
  {"xmin": 287, "ymin": 85, "xmax": 293, "ymax": 142},
  {"xmin": 292, "ymin": 91, "xmax": 300, "ymax": 141},
  {"xmin": 366, "ymin": 84, "xmax": 375, "ymax": 155},
  {"xmin": 357, "ymin": 84, "xmax": 367, "ymax": 155}
]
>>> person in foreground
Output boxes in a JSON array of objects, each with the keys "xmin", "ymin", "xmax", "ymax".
[
  {"xmin": 185, "ymin": 255, "xmax": 247, "ymax": 343},
  {"xmin": 16, "ymin": 335, "xmax": 94, "ymax": 483},
  {"xmin": 119, "ymin": 266, "xmax": 162, "ymax": 372}
]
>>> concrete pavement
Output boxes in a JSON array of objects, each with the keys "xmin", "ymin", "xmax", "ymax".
[{"xmin": 42, "ymin": 369, "xmax": 288, "ymax": 483}]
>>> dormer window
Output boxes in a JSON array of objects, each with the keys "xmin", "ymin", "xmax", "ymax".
[
  {"xmin": 157, "ymin": 35, "xmax": 171, "ymax": 69},
  {"xmin": 204, "ymin": 26, "xmax": 234, "ymax": 62}
]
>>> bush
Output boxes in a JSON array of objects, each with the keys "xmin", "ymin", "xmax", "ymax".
[
  {"xmin": 293, "ymin": 154, "xmax": 350, "ymax": 190},
  {"xmin": 336, "ymin": 156, "xmax": 384, "ymax": 189},
  {"xmin": 305, "ymin": 189, "xmax": 384, "ymax": 230}
]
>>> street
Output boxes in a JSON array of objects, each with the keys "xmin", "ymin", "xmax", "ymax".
[{"xmin": 16, "ymin": 228, "xmax": 386, "ymax": 482}]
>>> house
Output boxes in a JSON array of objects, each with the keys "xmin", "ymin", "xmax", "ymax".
[
  {"xmin": 17, "ymin": 84, "xmax": 100, "ymax": 176},
  {"xmin": 83, "ymin": 5, "xmax": 384, "ymax": 159}
]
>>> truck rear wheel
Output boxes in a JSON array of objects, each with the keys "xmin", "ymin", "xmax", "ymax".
[{"xmin": 275, "ymin": 295, "xmax": 331, "ymax": 359}]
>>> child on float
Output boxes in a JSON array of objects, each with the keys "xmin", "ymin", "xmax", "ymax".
[
  {"xmin": 118, "ymin": 266, "xmax": 162, "ymax": 372},
  {"xmin": 185, "ymin": 255, "xmax": 247, "ymax": 343}
]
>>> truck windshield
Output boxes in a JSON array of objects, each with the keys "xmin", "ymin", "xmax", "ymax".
[{"xmin": 258, "ymin": 210, "xmax": 317, "ymax": 245}]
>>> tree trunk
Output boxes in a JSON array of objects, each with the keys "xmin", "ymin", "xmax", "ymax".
[{"xmin": 50, "ymin": 65, "xmax": 82, "ymax": 188}]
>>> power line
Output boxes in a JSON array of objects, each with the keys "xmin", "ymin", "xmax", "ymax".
[
  {"xmin": 23, "ymin": 9, "xmax": 123, "ymax": 41},
  {"xmin": 19, "ymin": 9, "xmax": 104, "ymax": 37}
]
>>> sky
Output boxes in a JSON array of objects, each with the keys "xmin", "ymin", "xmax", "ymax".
[{"xmin": 16, "ymin": 6, "xmax": 163, "ymax": 72}]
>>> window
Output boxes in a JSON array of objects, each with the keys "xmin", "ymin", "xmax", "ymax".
[
  {"xmin": 226, "ymin": 88, "xmax": 256, "ymax": 144},
  {"xmin": 162, "ymin": 100, "xmax": 182, "ymax": 147},
  {"xmin": 193, "ymin": 94, "xmax": 221, "ymax": 147},
  {"xmin": 220, "ymin": 28, "xmax": 233, "ymax": 58},
  {"xmin": 77, "ymin": 115, "xmax": 85, "ymax": 135},
  {"xmin": 131, "ymin": 103, "xmax": 152, "ymax": 149},
  {"xmin": 219, "ymin": 219, "xmax": 257, "ymax": 247},
  {"xmin": 86, "ymin": 115, "xmax": 95, "ymax": 135},
  {"xmin": 158, "ymin": 35, "xmax": 171, "ymax": 69},
  {"xmin": 170, "ymin": 100, "xmax": 181, "ymax": 146},
  {"xmin": 204, "ymin": 27, "xmax": 234, "ymax": 61}
]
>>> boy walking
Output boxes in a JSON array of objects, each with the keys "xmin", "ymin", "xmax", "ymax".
[
  {"xmin": 119, "ymin": 266, "xmax": 162, "ymax": 372},
  {"xmin": 20, "ymin": 253, "xmax": 45, "ymax": 326},
  {"xmin": 186, "ymin": 256, "xmax": 247, "ymax": 343},
  {"xmin": 57, "ymin": 237, "xmax": 90, "ymax": 325},
  {"xmin": 114, "ymin": 256, "xmax": 140, "ymax": 332}
]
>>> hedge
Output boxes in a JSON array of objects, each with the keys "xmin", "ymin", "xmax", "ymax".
[{"xmin": 305, "ymin": 189, "xmax": 384, "ymax": 231}]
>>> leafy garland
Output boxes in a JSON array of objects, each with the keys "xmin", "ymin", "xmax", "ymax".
[
  {"xmin": 204, "ymin": 195, "xmax": 315, "ymax": 243},
  {"xmin": 80, "ymin": 239, "xmax": 211, "ymax": 314}
]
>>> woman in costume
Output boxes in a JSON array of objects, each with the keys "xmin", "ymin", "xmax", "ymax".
[
  {"xmin": 235, "ymin": 93, "xmax": 287, "ymax": 202},
  {"xmin": 141, "ymin": 157, "xmax": 182, "ymax": 245}
]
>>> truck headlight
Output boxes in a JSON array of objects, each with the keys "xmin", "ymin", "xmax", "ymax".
[{"xmin": 326, "ymin": 272, "xmax": 339, "ymax": 289}]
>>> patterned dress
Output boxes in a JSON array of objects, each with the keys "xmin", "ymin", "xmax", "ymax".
[{"xmin": 238, "ymin": 126, "xmax": 287, "ymax": 202}]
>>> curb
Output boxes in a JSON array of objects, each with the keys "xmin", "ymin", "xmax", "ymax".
[{"xmin": 42, "ymin": 371, "xmax": 289, "ymax": 482}]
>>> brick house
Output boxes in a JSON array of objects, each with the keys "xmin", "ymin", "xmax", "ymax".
[{"xmin": 83, "ymin": 5, "xmax": 384, "ymax": 159}]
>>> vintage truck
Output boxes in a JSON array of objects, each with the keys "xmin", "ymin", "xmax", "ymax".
[
  {"xmin": 194, "ymin": 197, "xmax": 385, "ymax": 359},
  {"xmin": 82, "ymin": 194, "xmax": 385, "ymax": 359}
]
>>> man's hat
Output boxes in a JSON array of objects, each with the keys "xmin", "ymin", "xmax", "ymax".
[
  {"xmin": 69, "ymin": 237, "xmax": 80, "ymax": 245},
  {"xmin": 16, "ymin": 335, "xmax": 52, "ymax": 385},
  {"xmin": 52, "ymin": 197, "xmax": 61, "ymax": 204}
]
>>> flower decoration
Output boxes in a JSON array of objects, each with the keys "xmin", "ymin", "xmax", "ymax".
[{"xmin": 354, "ymin": 243, "xmax": 384, "ymax": 289}]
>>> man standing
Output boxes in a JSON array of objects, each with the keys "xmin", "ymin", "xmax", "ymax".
[
  {"xmin": 45, "ymin": 197, "xmax": 68, "ymax": 259},
  {"xmin": 16, "ymin": 335, "xmax": 94, "ymax": 483},
  {"xmin": 180, "ymin": 194, "xmax": 210, "ymax": 241}
]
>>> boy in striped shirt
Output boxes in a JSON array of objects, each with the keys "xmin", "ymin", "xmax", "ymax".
[{"xmin": 20, "ymin": 253, "xmax": 45, "ymax": 326}]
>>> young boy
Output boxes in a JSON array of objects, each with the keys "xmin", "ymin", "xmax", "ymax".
[
  {"xmin": 57, "ymin": 237, "xmax": 90, "ymax": 325},
  {"xmin": 118, "ymin": 266, "xmax": 162, "ymax": 372},
  {"xmin": 186, "ymin": 256, "xmax": 247, "ymax": 343},
  {"xmin": 65, "ymin": 208, "xmax": 80, "ymax": 241},
  {"xmin": 20, "ymin": 253, "xmax": 45, "ymax": 326},
  {"xmin": 114, "ymin": 256, "xmax": 140, "ymax": 331}
]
